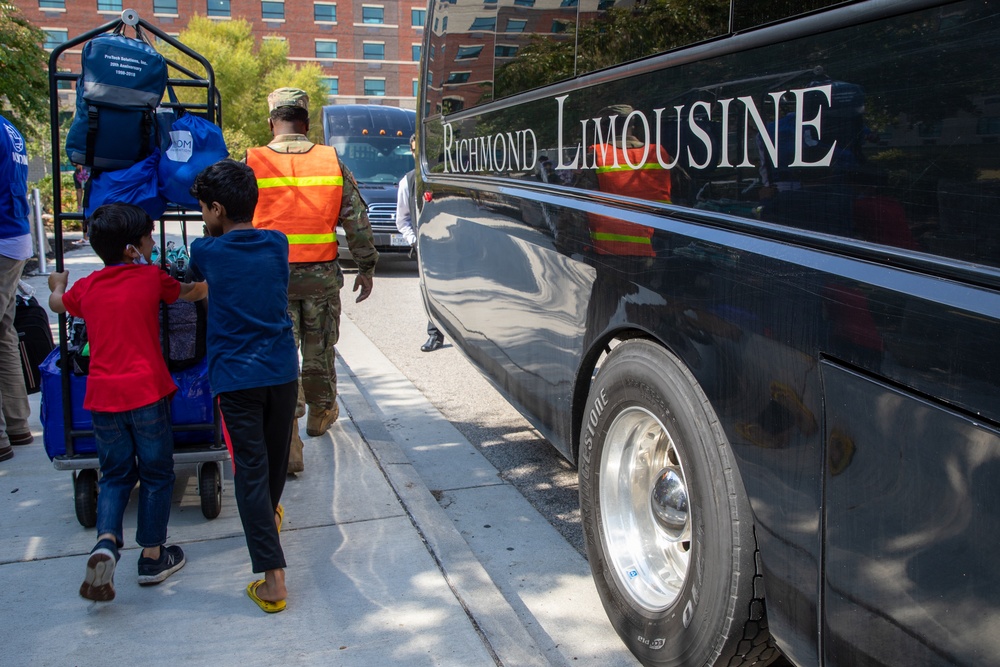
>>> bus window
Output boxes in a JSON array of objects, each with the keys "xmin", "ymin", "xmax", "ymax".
[
  {"xmin": 733, "ymin": 0, "xmax": 852, "ymax": 32},
  {"xmin": 573, "ymin": 0, "xmax": 730, "ymax": 76},
  {"xmin": 429, "ymin": 2, "xmax": 1000, "ymax": 267},
  {"xmin": 425, "ymin": 0, "xmax": 499, "ymax": 116},
  {"xmin": 491, "ymin": 0, "xmax": 579, "ymax": 99}
]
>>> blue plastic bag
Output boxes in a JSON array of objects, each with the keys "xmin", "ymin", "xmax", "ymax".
[
  {"xmin": 85, "ymin": 149, "xmax": 166, "ymax": 220},
  {"xmin": 158, "ymin": 113, "xmax": 229, "ymax": 209}
]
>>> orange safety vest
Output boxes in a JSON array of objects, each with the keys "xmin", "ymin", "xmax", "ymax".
[
  {"xmin": 247, "ymin": 145, "xmax": 344, "ymax": 263},
  {"xmin": 587, "ymin": 143, "xmax": 672, "ymax": 257}
]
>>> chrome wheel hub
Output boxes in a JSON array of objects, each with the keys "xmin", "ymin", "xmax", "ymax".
[{"xmin": 599, "ymin": 407, "xmax": 692, "ymax": 612}]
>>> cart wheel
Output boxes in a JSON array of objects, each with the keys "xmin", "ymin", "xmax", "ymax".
[
  {"xmin": 74, "ymin": 469, "xmax": 98, "ymax": 528},
  {"xmin": 199, "ymin": 463, "xmax": 222, "ymax": 520}
]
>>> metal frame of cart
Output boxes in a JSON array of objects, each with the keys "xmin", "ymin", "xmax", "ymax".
[{"xmin": 46, "ymin": 8, "xmax": 228, "ymax": 526}]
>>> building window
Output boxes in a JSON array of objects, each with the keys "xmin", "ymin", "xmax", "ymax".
[
  {"xmin": 207, "ymin": 0, "xmax": 230, "ymax": 17},
  {"xmin": 315, "ymin": 40, "xmax": 337, "ymax": 58},
  {"xmin": 153, "ymin": 0, "xmax": 177, "ymax": 13},
  {"xmin": 412, "ymin": 44, "xmax": 421, "ymax": 61},
  {"xmin": 495, "ymin": 44, "xmax": 518, "ymax": 58},
  {"xmin": 97, "ymin": 0, "xmax": 122, "ymax": 11},
  {"xmin": 411, "ymin": 8, "xmax": 426, "ymax": 27},
  {"xmin": 364, "ymin": 79, "xmax": 386, "ymax": 96},
  {"xmin": 413, "ymin": 79, "xmax": 419, "ymax": 97},
  {"xmin": 469, "ymin": 16, "xmax": 495, "ymax": 31},
  {"xmin": 39, "ymin": 0, "xmax": 65, "ymax": 9},
  {"xmin": 514, "ymin": 0, "xmax": 535, "ymax": 5},
  {"xmin": 314, "ymin": 2, "xmax": 336, "ymax": 21},
  {"xmin": 551, "ymin": 19, "xmax": 569, "ymax": 33},
  {"xmin": 43, "ymin": 29, "xmax": 67, "ymax": 50},
  {"xmin": 560, "ymin": 0, "xmax": 577, "ymax": 5},
  {"xmin": 505, "ymin": 18, "xmax": 526, "ymax": 32},
  {"xmin": 262, "ymin": 1, "xmax": 284, "ymax": 20},
  {"xmin": 455, "ymin": 45, "xmax": 483, "ymax": 60},
  {"xmin": 446, "ymin": 71, "xmax": 470, "ymax": 84},
  {"xmin": 363, "ymin": 42, "xmax": 385, "ymax": 60},
  {"xmin": 322, "ymin": 77, "xmax": 339, "ymax": 95},
  {"xmin": 362, "ymin": 5, "xmax": 384, "ymax": 24}
]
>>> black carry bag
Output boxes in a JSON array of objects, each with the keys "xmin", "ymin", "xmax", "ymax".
[
  {"xmin": 160, "ymin": 299, "xmax": 207, "ymax": 372},
  {"xmin": 14, "ymin": 289, "xmax": 55, "ymax": 394}
]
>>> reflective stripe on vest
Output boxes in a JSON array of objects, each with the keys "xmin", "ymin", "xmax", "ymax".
[
  {"xmin": 592, "ymin": 144, "xmax": 672, "ymax": 204},
  {"xmin": 587, "ymin": 216, "xmax": 655, "ymax": 257},
  {"xmin": 247, "ymin": 145, "xmax": 343, "ymax": 263}
]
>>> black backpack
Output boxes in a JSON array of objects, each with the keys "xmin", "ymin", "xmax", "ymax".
[
  {"xmin": 13, "ymin": 291, "xmax": 54, "ymax": 394},
  {"xmin": 65, "ymin": 24, "xmax": 167, "ymax": 170}
]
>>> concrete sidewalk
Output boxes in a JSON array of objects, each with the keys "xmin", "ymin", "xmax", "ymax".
[{"xmin": 1, "ymin": 225, "xmax": 638, "ymax": 666}]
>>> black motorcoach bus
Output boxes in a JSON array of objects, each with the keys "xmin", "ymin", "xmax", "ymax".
[{"xmin": 415, "ymin": 1, "xmax": 1000, "ymax": 665}]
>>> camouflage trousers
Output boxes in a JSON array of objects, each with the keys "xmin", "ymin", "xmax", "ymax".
[{"xmin": 288, "ymin": 260, "xmax": 344, "ymax": 418}]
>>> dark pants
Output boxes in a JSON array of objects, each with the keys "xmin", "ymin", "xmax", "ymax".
[
  {"xmin": 217, "ymin": 380, "xmax": 297, "ymax": 573},
  {"xmin": 427, "ymin": 321, "xmax": 442, "ymax": 338}
]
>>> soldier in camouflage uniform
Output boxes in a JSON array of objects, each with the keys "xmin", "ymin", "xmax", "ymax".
[{"xmin": 248, "ymin": 88, "xmax": 379, "ymax": 474}]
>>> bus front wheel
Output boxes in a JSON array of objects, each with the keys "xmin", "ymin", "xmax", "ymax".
[{"xmin": 578, "ymin": 339, "xmax": 777, "ymax": 667}]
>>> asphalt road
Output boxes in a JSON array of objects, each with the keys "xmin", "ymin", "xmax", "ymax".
[{"xmin": 339, "ymin": 253, "xmax": 586, "ymax": 557}]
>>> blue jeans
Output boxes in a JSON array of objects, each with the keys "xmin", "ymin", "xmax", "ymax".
[{"xmin": 92, "ymin": 397, "xmax": 175, "ymax": 548}]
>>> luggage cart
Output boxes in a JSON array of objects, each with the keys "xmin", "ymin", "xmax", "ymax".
[{"xmin": 46, "ymin": 9, "xmax": 228, "ymax": 527}]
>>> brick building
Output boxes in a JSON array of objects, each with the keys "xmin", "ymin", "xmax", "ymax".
[{"xmin": 19, "ymin": 0, "xmax": 426, "ymax": 109}]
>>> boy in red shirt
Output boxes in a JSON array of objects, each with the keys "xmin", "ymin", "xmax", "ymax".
[{"xmin": 48, "ymin": 203, "xmax": 207, "ymax": 602}]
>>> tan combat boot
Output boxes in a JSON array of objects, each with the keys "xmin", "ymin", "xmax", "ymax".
[
  {"xmin": 287, "ymin": 423, "xmax": 304, "ymax": 474},
  {"xmin": 306, "ymin": 403, "xmax": 339, "ymax": 437}
]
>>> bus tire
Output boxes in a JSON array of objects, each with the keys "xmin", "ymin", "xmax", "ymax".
[{"xmin": 578, "ymin": 339, "xmax": 776, "ymax": 667}]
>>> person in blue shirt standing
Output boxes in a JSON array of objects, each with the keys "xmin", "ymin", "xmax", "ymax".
[
  {"xmin": 187, "ymin": 159, "xmax": 299, "ymax": 613},
  {"xmin": 0, "ymin": 114, "xmax": 35, "ymax": 462}
]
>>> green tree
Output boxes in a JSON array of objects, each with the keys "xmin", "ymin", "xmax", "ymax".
[
  {"xmin": 157, "ymin": 16, "xmax": 326, "ymax": 159},
  {"xmin": 0, "ymin": 3, "xmax": 49, "ymax": 137}
]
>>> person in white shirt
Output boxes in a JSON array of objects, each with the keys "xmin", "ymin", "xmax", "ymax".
[{"xmin": 396, "ymin": 134, "xmax": 445, "ymax": 352}]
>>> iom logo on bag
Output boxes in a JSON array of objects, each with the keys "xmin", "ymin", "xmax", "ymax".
[{"xmin": 166, "ymin": 130, "xmax": 194, "ymax": 163}]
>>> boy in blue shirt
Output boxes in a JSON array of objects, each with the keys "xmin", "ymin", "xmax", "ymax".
[{"xmin": 187, "ymin": 160, "xmax": 299, "ymax": 613}]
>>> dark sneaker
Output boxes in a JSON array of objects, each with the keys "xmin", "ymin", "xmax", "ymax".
[
  {"xmin": 137, "ymin": 544, "xmax": 186, "ymax": 585},
  {"xmin": 7, "ymin": 431, "xmax": 33, "ymax": 446},
  {"xmin": 80, "ymin": 539, "xmax": 120, "ymax": 602}
]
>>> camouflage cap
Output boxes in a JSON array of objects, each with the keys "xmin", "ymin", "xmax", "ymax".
[
  {"xmin": 268, "ymin": 87, "xmax": 309, "ymax": 112},
  {"xmin": 598, "ymin": 104, "xmax": 634, "ymax": 118}
]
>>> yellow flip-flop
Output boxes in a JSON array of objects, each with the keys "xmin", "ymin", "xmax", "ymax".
[
  {"xmin": 275, "ymin": 504, "xmax": 284, "ymax": 533},
  {"xmin": 247, "ymin": 580, "xmax": 286, "ymax": 613}
]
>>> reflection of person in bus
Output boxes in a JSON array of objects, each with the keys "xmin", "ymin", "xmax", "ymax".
[{"xmin": 585, "ymin": 104, "xmax": 672, "ymax": 257}]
